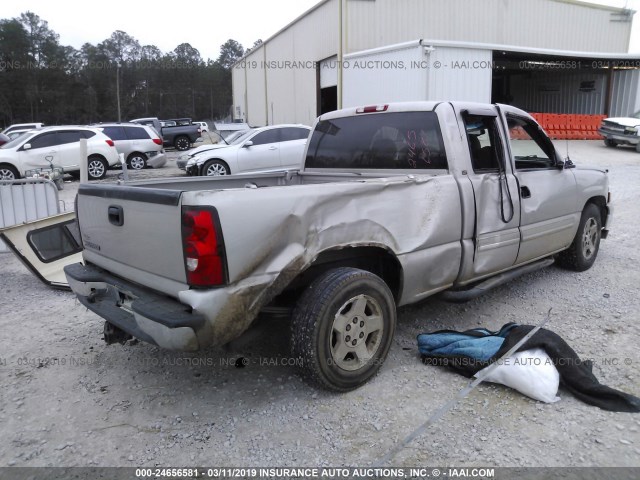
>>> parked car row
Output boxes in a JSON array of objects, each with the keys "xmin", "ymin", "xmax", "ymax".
[
  {"xmin": 1, "ymin": 120, "xmax": 313, "ymax": 182},
  {"xmin": 0, "ymin": 126, "xmax": 120, "ymax": 180}
]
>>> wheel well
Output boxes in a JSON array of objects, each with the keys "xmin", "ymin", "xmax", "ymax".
[
  {"xmin": 202, "ymin": 158, "xmax": 231, "ymax": 174},
  {"xmin": 127, "ymin": 151, "xmax": 146, "ymax": 160},
  {"xmin": 283, "ymin": 246, "xmax": 403, "ymax": 303},
  {"xmin": 0, "ymin": 163, "xmax": 19, "ymax": 177},
  {"xmin": 586, "ymin": 196, "xmax": 608, "ymax": 226}
]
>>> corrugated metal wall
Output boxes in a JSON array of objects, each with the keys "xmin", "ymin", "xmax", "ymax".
[
  {"xmin": 234, "ymin": 0, "xmax": 635, "ymax": 125},
  {"xmin": 509, "ymin": 71, "xmax": 607, "ymax": 114},
  {"xmin": 345, "ymin": 0, "xmax": 631, "ymax": 55},
  {"xmin": 609, "ymin": 70, "xmax": 640, "ymax": 117}
]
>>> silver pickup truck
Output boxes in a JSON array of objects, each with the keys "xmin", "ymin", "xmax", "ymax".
[{"xmin": 64, "ymin": 101, "xmax": 612, "ymax": 391}]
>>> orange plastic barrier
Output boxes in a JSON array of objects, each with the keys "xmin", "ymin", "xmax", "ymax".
[{"xmin": 530, "ymin": 113, "xmax": 606, "ymax": 140}]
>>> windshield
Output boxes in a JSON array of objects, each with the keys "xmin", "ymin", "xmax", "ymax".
[
  {"xmin": 1, "ymin": 131, "xmax": 33, "ymax": 149},
  {"xmin": 632, "ymin": 110, "xmax": 640, "ymax": 119},
  {"xmin": 227, "ymin": 129, "xmax": 254, "ymax": 145}
]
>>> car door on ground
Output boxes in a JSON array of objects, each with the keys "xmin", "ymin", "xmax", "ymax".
[
  {"xmin": 17, "ymin": 132, "xmax": 59, "ymax": 171},
  {"xmin": 236, "ymin": 129, "xmax": 281, "ymax": 172},
  {"xmin": 278, "ymin": 127, "xmax": 310, "ymax": 169},
  {"xmin": 500, "ymin": 108, "xmax": 579, "ymax": 263}
]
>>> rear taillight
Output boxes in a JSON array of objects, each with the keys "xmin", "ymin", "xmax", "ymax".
[
  {"xmin": 181, "ymin": 207, "xmax": 227, "ymax": 287},
  {"xmin": 106, "ymin": 139, "xmax": 115, "ymax": 147},
  {"xmin": 152, "ymin": 138, "xmax": 162, "ymax": 145}
]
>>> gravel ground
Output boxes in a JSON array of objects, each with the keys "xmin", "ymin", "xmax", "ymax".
[{"xmin": 0, "ymin": 140, "xmax": 639, "ymax": 469}]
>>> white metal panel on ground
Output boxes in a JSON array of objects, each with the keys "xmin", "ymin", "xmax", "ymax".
[
  {"xmin": 0, "ymin": 178, "xmax": 61, "ymax": 252},
  {"xmin": 345, "ymin": 0, "xmax": 631, "ymax": 55},
  {"xmin": 427, "ymin": 47, "xmax": 493, "ymax": 103},
  {"xmin": 609, "ymin": 70, "xmax": 640, "ymax": 117},
  {"xmin": 343, "ymin": 42, "xmax": 429, "ymax": 107},
  {"xmin": 509, "ymin": 70, "xmax": 607, "ymax": 114}
]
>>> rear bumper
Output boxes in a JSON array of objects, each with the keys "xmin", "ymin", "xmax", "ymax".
[{"xmin": 64, "ymin": 262, "xmax": 203, "ymax": 351}]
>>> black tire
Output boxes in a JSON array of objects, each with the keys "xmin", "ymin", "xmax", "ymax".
[
  {"xmin": 203, "ymin": 159, "xmax": 230, "ymax": 176},
  {"xmin": 0, "ymin": 164, "xmax": 19, "ymax": 180},
  {"xmin": 174, "ymin": 136, "xmax": 190, "ymax": 151},
  {"xmin": 556, "ymin": 203, "xmax": 602, "ymax": 272},
  {"xmin": 604, "ymin": 139, "xmax": 617, "ymax": 148},
  {"xmin": 87, "ymin": 156, "xmax": 108, "ymax": 180},
  {"xmin": 635, "ymin": 142, "xmax": 640, "ymax": 153},
  {"xmin": 127, "ymin": 152, "xmax": 147, "ymax": 170},
  {"xmin": 291, "ymin": 267, "xmax": 396, "ymax": 392}
]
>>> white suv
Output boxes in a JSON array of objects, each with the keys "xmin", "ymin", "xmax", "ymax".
[
  {"xmin": 0, "ymin": 126, "xmax": 120, "ymax": 180},
  {"xmin": 97, "ymin": 123, "xmax": 166, "ymax": 169}
]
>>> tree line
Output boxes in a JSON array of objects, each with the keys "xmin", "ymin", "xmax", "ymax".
[{"xmin": 0, "ymin": 12, "xmax": 250, "ymax": 128}]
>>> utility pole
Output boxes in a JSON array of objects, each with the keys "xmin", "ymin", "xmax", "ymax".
[{"xmin": 116, "ymin": 63, "xmax": 122, "ymax": 122}]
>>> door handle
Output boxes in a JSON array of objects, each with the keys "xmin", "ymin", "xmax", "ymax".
[
  {"xmin": 268, "ymin": 146, "xmax": 277, "ymax": 150},
  {"xmin": 108, "ymin": 205, "xmax": 124, "ymax": 226},
  {"xmin": 520, "ymin": 186, "xmax": 531, "ymax": 199}
]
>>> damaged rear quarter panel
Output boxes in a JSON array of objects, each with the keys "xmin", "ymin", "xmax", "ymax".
[{"xmin": 179, "ymin": 173, "xmax": 462, "ymax": 347}]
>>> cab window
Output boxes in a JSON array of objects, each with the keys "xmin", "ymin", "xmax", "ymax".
[{"xmin": 462, "ymin": 114, "xmax": 503, "ymax": 172}]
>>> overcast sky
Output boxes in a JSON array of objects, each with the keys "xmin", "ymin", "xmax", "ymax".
[{"xmin": 2, "ymin": 0, "xmax": 640, "ymax": 60}]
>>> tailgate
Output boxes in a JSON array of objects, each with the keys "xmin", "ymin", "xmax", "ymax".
[{"xmin": 77, "ymin": 184, "xmax": 187, "ymax": 293}]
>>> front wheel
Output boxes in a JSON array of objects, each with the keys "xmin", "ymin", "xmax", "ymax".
[
  {"xmin": 291, "ymin": 268, "xmax": 396, "ymax": 392},
  {"xmin": 87, "ymin": 156, "xmax": 108, "ymax": 180},
  {"xmin": 0, "ymin": 164, "xmax": 19, "ymax": 180},
  {"xmin": 604, "ymin": 139, "xmax": 617, "ymax": 148},
  {"xmin": 203, "ymin": 159, "xmax": 230, "ymax": 176},
  {"xmin": 174, "ymin": 136, "xmax": 190, "ymax": 151},
  {"xmin": 556, "ymin": 203, "xmax": 602, "ymax": 272}
]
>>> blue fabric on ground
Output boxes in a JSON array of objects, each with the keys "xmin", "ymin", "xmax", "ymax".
[{"xmin": 417, "ymin": 334, "xmax": 504, "ymax": 361}]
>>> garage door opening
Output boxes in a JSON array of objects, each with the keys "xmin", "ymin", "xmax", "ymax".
[
  {"xmin": 319, "ymin": 86, "xmax": 337, "ymax": 115},
  {"xmin": 491, "ymin": 50, "xmax": 640, "ymax": 117}
]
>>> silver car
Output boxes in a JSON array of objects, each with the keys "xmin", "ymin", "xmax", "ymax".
[{"xmin": 97, "ymin": 123, "xmax": 167, "ymax": 169}]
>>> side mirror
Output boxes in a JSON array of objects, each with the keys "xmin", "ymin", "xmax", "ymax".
[
  {"xmin": 22, "ymin": 143, "xmax": 32, "ymax": 151},
  {"xmin": 556, "ymin": 156, "xmax": 575, "ymax": 169},
  {"xmin": 243, "ymin": 141, "xmax": 253, "ymax": 148}
]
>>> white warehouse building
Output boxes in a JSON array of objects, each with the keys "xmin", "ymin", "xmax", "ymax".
[{"xmin": 232, "ymin": 0, "xmax": 640, "ymax": 126}]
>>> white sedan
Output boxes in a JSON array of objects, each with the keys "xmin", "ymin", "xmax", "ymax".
[{"xmin": 185, "ymin": 124, "xmax": 311, "ymax": 176}]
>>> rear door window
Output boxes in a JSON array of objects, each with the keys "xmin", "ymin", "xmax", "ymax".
[
  {"xmin": 125, "ymin": 126, "xmax": 150, "ymax": 140},
  {"xmin": 101, "ymin": 126, "xmax": 127, "ymax": 141},
  {"xmin": 305, "ymin": 111, "xmax": 448, "ymax": 170},
  {"xmin": 57, "ymin": 131, "xmax": 85, "ymax": 145},
  {"xmin": 280, "ymin": 127, "xmax": 310, "ymax": 142}
]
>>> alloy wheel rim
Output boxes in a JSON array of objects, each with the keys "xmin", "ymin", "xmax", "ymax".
[{"xmin": 330, "ymin": 294, "xmax": 384, "ymax": 371}]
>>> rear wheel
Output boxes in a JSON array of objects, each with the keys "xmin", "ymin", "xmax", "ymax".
[
  {"xmin": 0, "ymin": 164, "xmax": 19, "ymax": 180},
  {"xmin": 203, "ymin": 159, "xmax": 230, "ymax": 176},
  {"xmin": 174, "ymin": 136, "xmax": 190, "ymax": 151},
  {"xmin": 87, "ymin": 156, "xmax": 107, "ymax": 180},
  {"xmin": 291, "ymin": 267, "xmax": 396, "ymax": 392},
  {"xmin": 127, "ymin": 152, "xmax": 147, "ymax": 170},
  {"xmin": 604, "ymin": 139, "xmax": 617, "ymax": 148},
  {"xmin": 556, "ymin": 203, "xmax": 602, "ymax": 272}
]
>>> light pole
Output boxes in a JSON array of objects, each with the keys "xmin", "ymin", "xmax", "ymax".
[{"xmin": 116, "ymin": 63, "xmax": 122, "ymax": 122}]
